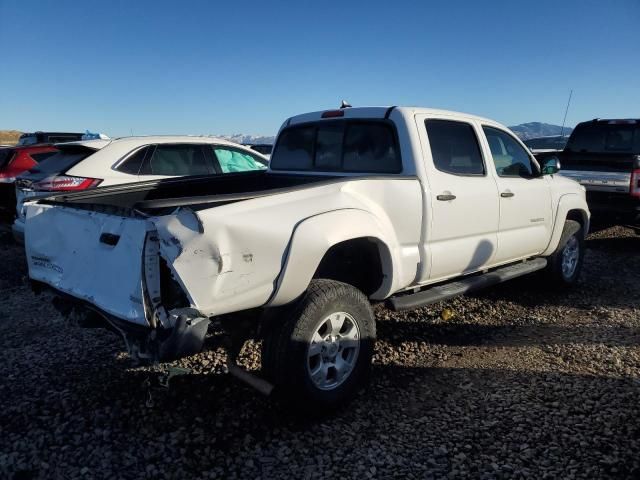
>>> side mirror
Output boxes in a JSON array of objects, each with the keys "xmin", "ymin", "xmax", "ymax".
[{"xmin": 541, "ymin": 156, "xmax": 561, "ymax": 175}]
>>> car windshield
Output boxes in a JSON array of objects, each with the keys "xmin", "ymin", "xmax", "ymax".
[{"xmin": 29, "ymin": 146, "xmax": 97, "ymax": 174}]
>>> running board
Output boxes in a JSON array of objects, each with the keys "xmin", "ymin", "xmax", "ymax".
[{"xmin": 388, "ymin": 258, "xmax": 547, "ymax": 311}]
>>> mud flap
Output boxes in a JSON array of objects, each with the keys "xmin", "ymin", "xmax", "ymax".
[{"xmin": 157, "ymin": 313, "xmax": 209, "ymax": 362}]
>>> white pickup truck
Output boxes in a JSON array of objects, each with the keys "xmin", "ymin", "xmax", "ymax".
[{"xmin": 24, "ymin": 106, "xmax": 590, "ymax": 411}]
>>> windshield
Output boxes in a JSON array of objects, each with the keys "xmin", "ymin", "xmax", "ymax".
[
  {"xmin": 271, "ymin": 120, "xmax": 401, "ymax": 173},
  {"xmin": 29, "ymin": 146, "xmax": 97, "ymax": 174}
]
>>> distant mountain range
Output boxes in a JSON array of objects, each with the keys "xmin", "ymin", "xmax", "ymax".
[
  {"xmin": 219, "ymin": 134, "xmax": 276, "ymax": 145},
  {"xmin": 508, "ymin": 122, "xmax": 572, "ymax": 140}
]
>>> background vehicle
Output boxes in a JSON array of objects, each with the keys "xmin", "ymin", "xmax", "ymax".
[
  {"xmin": 247, "ymin": 143, "xmax": 273, "ymax": 158},
  {"xmin": 0, "ymin": 144, "xmax": 59, "ymax": 216},
  {"xmin": 523, "ymin": 135, "xmax": 570, "ymax": 153},
  {"xmin": 535, "ymin": 119, "xmax": 640, "ymax": 228},
  {"xmin": 13, "ymin": 136, "xmax": 267, "ymax": 241},
  {"xmin": 17, "ymin": 131, "xmax": 84, "ymax": 146},
  {"xmin": 24, "ymin": 106, "xmax": 589, "ymax": 411}
]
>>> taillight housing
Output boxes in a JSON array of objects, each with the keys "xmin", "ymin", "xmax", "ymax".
[
  {"xmin": 0, "ymin": 151, "xmax": 34, "ymax": 183},
  {"xmin": 631, "ymin": 156, "xmax": 640, "ymax": 198},
  {"xmin": 34, "ymin": 175, "xmax": 102, "ymax": 192}
]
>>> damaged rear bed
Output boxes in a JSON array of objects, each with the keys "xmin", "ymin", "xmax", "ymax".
[{"xmin": 25, "ymin": 171, "xmax": 343, "ymax": 361}]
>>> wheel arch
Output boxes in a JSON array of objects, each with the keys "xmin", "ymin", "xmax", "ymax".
[
  {"xmin": 267, "ymin": 209, "xmax": 397, "ymax": 307},
  {"xmin": 542, "ymin": 194, "xmax": 590, "ymax": 256}
]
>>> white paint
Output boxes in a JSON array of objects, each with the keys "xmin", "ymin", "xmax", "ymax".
[
  {"xmin": 25, "ymin": 204, "xmax": 151, "ymax": 325},
  {"xmin": 24, "ymin": 106, "xmax": 590, "ymax": 327}
]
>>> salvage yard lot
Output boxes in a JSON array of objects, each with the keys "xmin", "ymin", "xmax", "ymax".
[{"xmin": 1, "ymin": 226, "xmax": 639, "ymax": 479}]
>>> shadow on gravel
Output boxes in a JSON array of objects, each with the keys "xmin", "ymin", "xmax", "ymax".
[
  {"xmin": 376, "ymin": 319, "xmax": 640, "ymax": 348},
  {"xmin": 586, "ymin": 235, "xmax": 640, "ymax": 253},
  {"xmin": 3, "ymin": 363, "xmax": 640, "ymax": 479}
]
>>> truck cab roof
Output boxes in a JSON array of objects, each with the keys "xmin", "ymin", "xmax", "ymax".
[{"xmin": 286, "ymin": 106, "xmax": 500, "ymax": 128}]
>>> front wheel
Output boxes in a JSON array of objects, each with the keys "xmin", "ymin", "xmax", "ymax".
[
  {"xmin": 262, "ymin": 279, "xmax": 376, "ymax": 413},
  {"xmin": 544, "ymin": 219, "xmax": 585, "ymax": 286}
]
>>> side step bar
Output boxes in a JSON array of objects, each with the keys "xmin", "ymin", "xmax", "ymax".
[{"xmin": 388, "ymin": 258, "xmax": 547, "ymax": 311}]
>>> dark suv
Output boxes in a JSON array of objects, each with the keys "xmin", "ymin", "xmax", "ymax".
[
  {"xmin": 17, "ymin": 131, "xmax": 84, "ymax": 146},
  {"xmin": 536, "ymin": 119, "xmax": 640, "ymax": 228}
]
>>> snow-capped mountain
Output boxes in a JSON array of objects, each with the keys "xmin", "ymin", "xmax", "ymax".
[{"xmin": 219, "ymin": 134, "xmax": 275, "ymax": 145}]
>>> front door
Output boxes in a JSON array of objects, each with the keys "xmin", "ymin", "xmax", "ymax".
[
  {"xmin": 480, "ymin": 126, "xmax": 553, "ymax": 263},
  {"xmin": 416, "ymin": 116, "xmax": 500, "ymax": 283}
]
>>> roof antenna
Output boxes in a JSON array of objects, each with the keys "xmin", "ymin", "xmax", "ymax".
[
  {"xmin": 340, "ymin": 100, "xmax": 352, "ymax": 109},
  {"xmin": 560, "ymin": 89, "xmax": 573, "ymax": 137}
]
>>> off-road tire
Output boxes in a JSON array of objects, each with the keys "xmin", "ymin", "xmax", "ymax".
[
  {"xmin": 262, "ymin": 279, "xmax": 375, "ymax": 413},
  {"xmin": 544, "ymin": 219, "xmax": 584, "ymax": 287}
]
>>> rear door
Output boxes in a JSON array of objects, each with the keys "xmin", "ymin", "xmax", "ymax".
[
  {"xmin": 416, "ymin": 115, "xmax": 500, "ymax": 282},
  {"xmin": 480, "ymin": 126, "xmax": 552, "ymax": 262}
]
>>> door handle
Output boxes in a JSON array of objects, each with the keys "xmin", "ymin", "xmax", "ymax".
[
  {"xmin": 100, "ymin": 232, "xmax": 120, "ymax": 246},
  {"xmin": 500, "ymin": 191, "xmax": 515, "ymax": 198},
  {"xmin": 436, "ymin": 193, "xmax": 456, "ymax": 201}
]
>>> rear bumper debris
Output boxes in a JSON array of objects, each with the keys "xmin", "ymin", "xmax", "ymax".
[{"xmin": 35, "ymin": 280, "xmax": 210, "ymax": 362}]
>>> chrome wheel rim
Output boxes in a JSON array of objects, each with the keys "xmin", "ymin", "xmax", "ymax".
[
  {"xmin": 307, "ymin": 312, "xmax": 360, "ymax": 391},
  {"xmin": 561, "ymin": 235, "xmax": 579, "ymax": 278}
]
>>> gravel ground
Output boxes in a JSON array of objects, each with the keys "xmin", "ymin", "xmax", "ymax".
[{"xmin": 1, "ymin": 225, "xmax": 639, "ymax": 479}]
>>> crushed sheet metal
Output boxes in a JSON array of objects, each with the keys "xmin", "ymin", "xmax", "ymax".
[
  {"xmin": 141, "ymin": 232, "xmax": 169, "ymax": 329},
  {"xmin": 151, "ymin": 207, "xmax": 269, "ymax": 315}
]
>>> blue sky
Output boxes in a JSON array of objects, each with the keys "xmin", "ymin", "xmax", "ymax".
[{"xmin": 1, "ymin": 0, "xmax": 638, "ymax": 137}]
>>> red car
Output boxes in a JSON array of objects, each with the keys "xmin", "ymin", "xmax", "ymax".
[{"xmin": 0, "ymin": 144, "xmax": 58, "ymax": 216}]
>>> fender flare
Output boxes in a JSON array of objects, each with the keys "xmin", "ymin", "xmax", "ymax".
[
  {"xmin": 541, "ymin": 193, "xmax": 590, "ymax": 256},
  {"xmin": 267, "ymin": 209, "xmax": 398, "ymax": 307}
]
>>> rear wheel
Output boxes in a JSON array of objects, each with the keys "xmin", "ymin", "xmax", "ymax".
[
  {"xmin": 544, "ymin": 219, "xmax": 584, "ymax": 286},
  {"xmin": 262, "ymin": 279, "xmax": 375, "ymax": 413}
]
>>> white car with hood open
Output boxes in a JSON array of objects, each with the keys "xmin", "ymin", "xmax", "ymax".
[{"xmin": 23, "ymin": 105, "xmax": 590, "ymax": 411}]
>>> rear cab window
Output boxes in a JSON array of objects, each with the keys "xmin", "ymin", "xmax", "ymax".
[
  {"xmin": 567, "ymin": 122, "xmax": 640, "ymax": 154},
  {"xmin": 271, "ymin": 120, "xmax": 401, "ymax": 173}
]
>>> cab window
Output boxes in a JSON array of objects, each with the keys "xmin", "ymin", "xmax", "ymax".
[
  {"xmin": 483, "ymin": 127, "xmax": 538, "ymax": 177},
  {"xmin": 271, "ymin": 120, "xmax": 401, "ymax": 173},
  {"xmin": 425, "ymin": 119, "xmax": 485, "ymax": 175}
]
